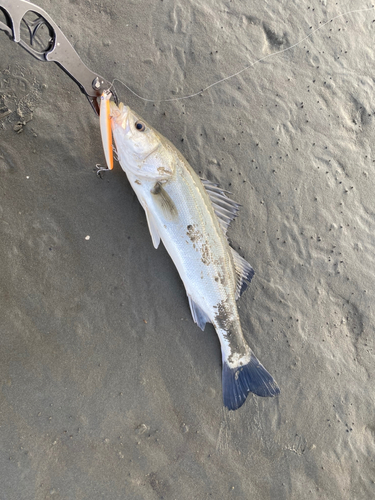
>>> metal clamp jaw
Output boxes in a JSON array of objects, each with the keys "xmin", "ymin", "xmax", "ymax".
[{"xmin": 0, "ymin": 0, "xmax": 118, "ymax": 114}]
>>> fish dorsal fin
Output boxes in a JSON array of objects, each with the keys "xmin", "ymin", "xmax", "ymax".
[
  {"xmin": 201, "ymin": 178, "xmax": 240, "ymax": 234},
  {"xmin": 230, "ymin": 248, "xmax": 255, "ymax": 299},
  {"xmin": 188, "ymin": 295, "xmax": 211, "ymax": 331},
  {"xmin": 201, "ymin": 179, "xmax": 253, "ymax": 298}
]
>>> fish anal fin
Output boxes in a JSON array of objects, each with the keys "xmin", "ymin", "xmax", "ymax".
[
  {"xmin": 230, "ymin": 248, "xmax": 255, "ymax": 299},
  {"xmin": 201, "ymin": 178, "xmax": 240, "ymax": 235},
  {"xmin": 188, "ymin": 295, "xmax": 210, "ymax": 331},
  {"xmin": 144, "ymin": 207, "xmax": 161, "ymax": 249}
]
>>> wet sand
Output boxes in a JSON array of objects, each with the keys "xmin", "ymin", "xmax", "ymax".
[{"xmin": 1, "ymin": 1, "xmax": 374, "ymax": 498}]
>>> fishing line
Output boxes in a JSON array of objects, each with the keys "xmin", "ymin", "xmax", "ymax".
[{"xmin": 110, "ymin": 5, "xmax": 374, "ymax": 103}]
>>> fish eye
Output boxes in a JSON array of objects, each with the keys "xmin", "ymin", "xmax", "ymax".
[{"xmin": 135, "ymin": 121, "xmax": 146, "ymax": 132}]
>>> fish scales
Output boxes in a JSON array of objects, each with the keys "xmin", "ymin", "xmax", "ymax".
[{"xmin": 108, "ymin": 101, "xmax": 280, "ymax": 410}]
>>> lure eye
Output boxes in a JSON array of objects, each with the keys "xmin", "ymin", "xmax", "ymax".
[{"xmin": 135, "ymin": 121, "xmax": 146, "ymax": 131}]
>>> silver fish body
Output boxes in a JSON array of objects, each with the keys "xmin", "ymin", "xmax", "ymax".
[{"xmin": 109, "ymin": 102, "xmax": 280, "ymax": 410}]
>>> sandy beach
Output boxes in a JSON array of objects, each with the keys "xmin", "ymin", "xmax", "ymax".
[{"xmin": 1, "ymin": 0, "xmax": 374, "ymax": 498}]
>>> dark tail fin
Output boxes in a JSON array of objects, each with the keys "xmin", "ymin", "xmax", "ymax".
[{"xmin": 222, "ymin": 353, "xmax": 280, "ymax": 411}]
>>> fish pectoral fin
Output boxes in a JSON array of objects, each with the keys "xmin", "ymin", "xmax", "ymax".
[
  {"xmin": 151, "ymin": 182, "xmax": 178, "ymax": 221},
  {"xmin": 230, "ymin": 248, "xmax": 255, "ymax": 299},
  {"xmin": 144, "ymin": 207, "xmax": 161, "ymax": 249},
  {"xmin": 187, "ymin": 295, "xmax": 210, "ymax": 331}
]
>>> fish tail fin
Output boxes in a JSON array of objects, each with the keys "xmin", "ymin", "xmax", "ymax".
[{"xmin": 222, "ymin": 352, "xmax": 280, "ymax": 411}]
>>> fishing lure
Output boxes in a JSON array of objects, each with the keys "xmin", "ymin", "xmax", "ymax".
[{"xmin": 99, "ymin": 90, "xmax": 114, "ymax": 173}]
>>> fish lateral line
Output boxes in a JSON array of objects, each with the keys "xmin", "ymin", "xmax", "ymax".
[{"xmin": 110, "ymin": 5, "xmax": 374, "ymax": 104}]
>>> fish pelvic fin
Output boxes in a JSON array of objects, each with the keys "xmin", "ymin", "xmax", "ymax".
[
  {"xmin": 144, "ymin": 207, "xmax": 161, "ymax": 249},
  {"xmin": 222, "ymin": 352, "xmax": 280, "ymax": 411}
]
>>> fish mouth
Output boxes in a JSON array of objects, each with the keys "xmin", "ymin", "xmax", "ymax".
[{"xmin": 110, "ymin": 101, "xmax": 129, "ymax": 129}]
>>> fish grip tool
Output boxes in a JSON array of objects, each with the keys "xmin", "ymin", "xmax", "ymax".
[{"xmin": 0, "ymin": 0, "xmax": 118, "ymax": 114}]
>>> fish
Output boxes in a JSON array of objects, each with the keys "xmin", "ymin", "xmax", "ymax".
[{"xmin": 105, "ymin": 99, "xmax": 280, "ymax": 410}]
